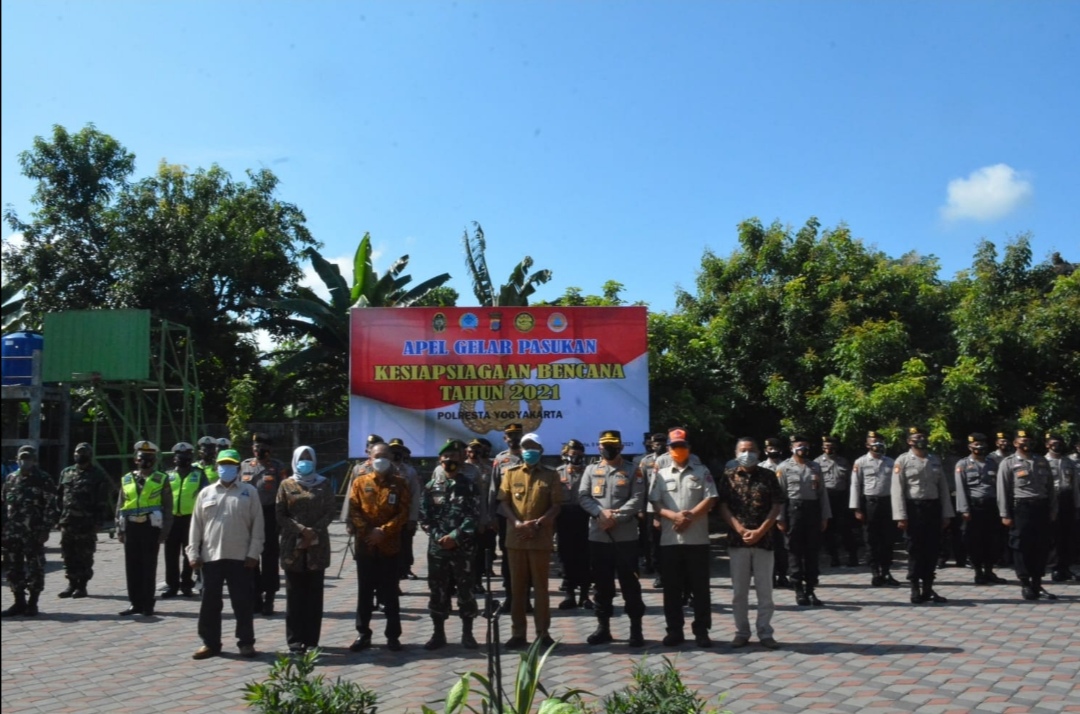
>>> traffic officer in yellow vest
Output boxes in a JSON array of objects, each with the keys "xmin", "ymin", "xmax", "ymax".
[
  {"xmin": 579, "ymin": 430, "xmax": 647, "ymax": 648},
  {"xmin": 162, "ymin": 443, "xmax": 210, "ymax": 598},
  {"xmin": 997, "ymin": 429, "xmax": 1058, "ymax": 600},
  {"xmin": 196, "ymin": 436, "xmax": 220, "ymax": 484},
  {"xmin": 115, "ymin": 440, "xmax": 173, "ymax": 616}
]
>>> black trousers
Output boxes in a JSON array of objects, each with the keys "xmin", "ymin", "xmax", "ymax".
[
  {"xmin": 1011, "ymin": 499, "xmax": 1052, "ymax": 581},
  {"xmin": 398, "ymin": 522, "xmax": 417, "ymax": 578},
  {"xmin": 590, "ymin": 540, "xmax": 644, "ymax": 620},
  {"xmin": 638, "ymin": 512, "xmax": 653, "ymax": 568},
  {"xmin": 123, "ymin": 520, "xmax": 161, "ymax": 612},
  {"xmin": 659, "ymin": 544, "xmax": 710, "ymax": 635},
  {"xmin": 497, "ymin": 515, "xmax": 511, "ymax": 593},
  {"xmin": 199, "ymin": 559, "xmax": 255, "ymax": 649},
  {"xmin": 963, "ymin": 498, "xmax": 1002, "ymax": 569},
  {"xmin": 355, "ymin": 553, "xmax": 401, "ymax": 638},
  {"xmin": 285, "ymin": 569, "xmax": 325, "ymax": 649},
  {"xmin": 825, "ymin": 489, "xmax": 858, "ymax": 558},
  {"xmin": 164, "ymin": 514, "xmax": 195, "ymax": 590},
  {"xmin": 252, "ymin": 505, "xmax": 280, "ymax": 602},
  {"xmin": 1052, "ymin": 491, "xmax": 1077, "ymax": 575},
  {"xmin": 651, "ymin": 519, "xmax": 664, "ymax": 576},
  {"xmin": 785, "ymin": 500, "xmax": 823, "ymax": 587},
  {"xmin": 904, "ymin": 499, "xmax": 943, "ymax": 582},
  {"xmin": 864, "ymin": 496, "xmax": 895, "ymax": 570},
  {"xmin": 771, "ymin": 527, "xmax": 788, "ymax": 578},
  {"xmin": 940, "ymin": 513, "xmax": 966, "ymax": 565},
  {"xmin": 556, "ymin": 506, "xmax": 591, "ymax": 591},
  {"xmin": 473, "ymin": 528, "xmax": 496, "ymax": 588}
]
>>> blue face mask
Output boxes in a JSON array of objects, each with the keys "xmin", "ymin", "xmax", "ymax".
[
  {"xmin": 218, "ymin": 464, "xmax": 239, "ymax": 483},
  {"xmin": 295, "ymin": 460, "xmax": 315, "ymax": 476},
  {"xmin": 522, "ymin": 449, "xmax": 542, "ymax": 466}
]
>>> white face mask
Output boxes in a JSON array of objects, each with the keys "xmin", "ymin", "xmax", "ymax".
[
  {"xmin": 736, "ymin": 451, "xmax": 759, "ymax": 468},
  {"xmin": 218, "ymin": 464, "xmax": 239, "ymax": 483},
  {"xmin": 371, "ymin": 458, "xmax": 391, "ymax": 474}
]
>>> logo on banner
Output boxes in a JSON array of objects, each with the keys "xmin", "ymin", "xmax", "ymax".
[
  {"xmin": 489, "ymin": 312, "xmax": 502, "ymax": 331},
  {"xmin": 548, "ymin": 312, "xmax": 568, "ymax": 333},
  {"xmin": 432, "ymin": 313, "xmax": 448, "ymax": 333},
  {"xmin": 460, "ymin": 381, "xmax": 543, "ymax": 435},
  {"xmin": 514, "ymin": 312, "xmax": 535, "ymax": 333},
  {"xmin": 460, "ymin": 313, "xmax": 479, "ymax": 331}
]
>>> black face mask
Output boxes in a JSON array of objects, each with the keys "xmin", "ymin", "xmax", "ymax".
[
  {"xmin": 441, "ymin": 461, "xmax": 459, "ymax": 473},
  {"xmin": 601, "ymin": 445, "xmax": 621, "ymax": 460},
  {"xmin": 970, "ymin": 444, "xmax": 987, "ymax": 455},
  {"xmin": 508, "ymin": 437, "xmax": 522, "ymax": 449},
  {"xmin": 794, "ymin": 446, "xmax": 809, "ymax": 457},
  {"xmin": 255, "ymin": 448, "xmax": 270, "ymax": 459},
  {"xmin": 765, "ymin": 450, "xmax": 782, "ymax": 460},
  {"xmin": 568, "ymin": 454, "xmax": 584, "ymax": 466},
  {"xmin": 869, "ymin": 443, "xmax": 885, "ymax": 454},
  {"xmin": 1048, "ymin": 442, "xmax": 1065, "ymax": 455},
  {"xmin": 651, "ymin": 443, "xmax": 665, "ymax": 455},
  {"xmin": 137, "ymin": 456, "xmax": 155, "ymax": 468},
  {"xmin": 75, "ymin": 453, "xmax": 91, "ymax": 465},
  {"xmin": 176, "ymin": 454, "xmax": 194, "ymax": 467}
]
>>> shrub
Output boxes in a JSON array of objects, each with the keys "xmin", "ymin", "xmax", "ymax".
[
  {"xmin": 597, "ymin": 656, "xmax": 731, "ymax": 714},
  {"xmin": 243, "ymin": 649, "xmax": 379, "ymax": 714}
]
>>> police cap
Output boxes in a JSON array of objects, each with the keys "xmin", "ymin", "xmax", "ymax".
[
  {"xmin": 504, "ymin": 423, "xmax": 524, "ymax": 435},
  {"xmin": 134, "ymin": 440, "xmax": 158, "ymax": 454},
  {"xmin": 366, "ymin": 433, "xmax": 385, "ymax": 445},
  {"xmin": 216, "ymin": 437, "xmax": 231, "ymax": 448},
  {"xmin": 968, "ymin": 433, "xmax": 988, "ymax": 443},
  {"xmin": 598, "ymin": 430, "xmax": 622, "ymax": 445},
  {"xmin": 197, "ymin": 436, "xmax": 216, "ymax": 447},
  {"xmin": 764, "ymin": 436, "xmax": 784, "ymax": 449},
  {"xmin": 17, "ymin": 444, "xmax": 36, "ymax": 457},
  {"xmin": 74, "ymin": 442, "xmax": 93, "ymax": 453},
  {"xmin": 565, "ymin": 439, "xmax": 585, "ymax": 451},
  {"xmin": 172, "ymin": 442, "xmax": 194, "ymax": 453},
  {"xmin": 907, "ymin": 426, "xmax": 926, "ymax": 437}
]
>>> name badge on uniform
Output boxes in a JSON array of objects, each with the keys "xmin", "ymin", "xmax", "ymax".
[
  {"xmin": 204, "ymin": 498, "xmax": 218, "ymax": 508},
  {"xmin": 242, "ymin": 475, "xmax": 253, "ymax": 482},
  {"xmin": 1016, "ymin": 469, "xmax": 1029, "ymax": 479},
  {"xmin": 811, "ymin": 477, "xmax": 819, "ymax": 490},
  {"xmin": 665, "ymin": 479, "xmax": 677, "ymax": 492},
  {"xmin": 593, "ymin": 478, "xmax": 605, "ymax": 496},
  {"xmin": 388, "ymin": 493, "xmax": 397, "ymax": 505},
  {"xmin": 514, "ymin": 488, "xmax": 525, "ymax": 501},
  {"xmin": 616, "ymin": 479, "xmax": 628, "ymax": 488},
  {"xmin": 364, "ymin": 486, "xmax": 375, "ymax": 493}
]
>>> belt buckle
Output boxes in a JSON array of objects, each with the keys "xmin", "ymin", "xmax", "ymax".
[{"xmin": 129, "ymin": 515, "xmax": 148, "ymax": 524}]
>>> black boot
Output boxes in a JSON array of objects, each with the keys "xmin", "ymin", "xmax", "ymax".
[
  {"xmin": 587, "ymin": 616, "xmax": 613, "ymax": 645},
  {"xmin": 58, "ymin": 582, "xmax": 77, "ymax": 599},
  {"xmin": 628, "ymin": 618, "xmax": 644, "ymax": 648},
  {"xmin": 1034, "ymin": 578, "xmax": 1057, "ymax": 600},
  {"xmin": 985, "ymin": 569, "xmax": 1008, "ymax": 584},
  {"xmin": 794, "ymin": 582, "xmax": 810, "ymax": 606},
  {"xmin": 1020, "ymin": 577, "xmax": 1038, "ymax": 600},
  {"xmin": 910, "ymin": 580, "xmax": 925, "ymax": 604},
  {"xmin": 579, "ymin": 586, "xmax": 594, "ymax": 610},
  {"xmin": 424, "ymin": 618, "xmax": 447, "ymax": 650},
  {"xmin": 24, "ymin": 591, "xmax": 40, "ymax": 616},
  {"xmin": 261, "ymin": 593, "xmax": 276, "ymax": 616},
  {"xmin": 922, "ymin": 580, "xmax": 947, "ymax": 603},
  {"xmin": 461, "ymin": 617, "xmax": 478, "ymax": 649},
  {"xmin": 2, "ymin": 590, "xmax": 27, "ymax": 617},
  {"xmin": 847, "ymin": 552, "xmax": 860, "ymax": 567},
  {"xmin": 973, "ymin": 564, "xmax": 988, "ymax": 585},
  {"xmin": 883, "ymin": 570, "xmax": 901, "ymax": 586},
  {"xmin": 807, "ymin": 586, "xmax": 823, "ymax": 606},
  {"xmin": 870, "ymin": 565, "xmax": 884, "ymax": 587},
  {"xmin": 72, "ymin": 581, "xmax": 88, "ymax": 598},
  {"xmin": 557, "ymin": 592, "xmax": 578, "ymax": 610}
]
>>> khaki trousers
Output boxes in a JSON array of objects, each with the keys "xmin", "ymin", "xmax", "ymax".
[{"xmin": 507, "ymin": 548, "xmax": 551, "ymax": 639}]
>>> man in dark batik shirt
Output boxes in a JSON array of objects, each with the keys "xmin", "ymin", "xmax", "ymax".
[{"xmin": 718, "ymin": 437, "xmax": 787, "ymax": 649}]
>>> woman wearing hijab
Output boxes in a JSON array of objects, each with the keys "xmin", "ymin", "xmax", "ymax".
[{"xmin": 275, "ymin": 446, "xmax": 336, "ymax": 653}]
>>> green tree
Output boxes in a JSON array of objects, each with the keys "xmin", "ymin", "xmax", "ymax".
[
  {"xmin": 259, "ymin": 234, "xmax": 452, "ymax": 416},
  {"xmin": 543, "ymin": 280, "xmax": 633, "ymax": 307},
  {"xmin": 462, "ymin": 222, "xmax": 552, "ymax": 306},
  {"xmin": 3, "ymin": 125, "xmax": 317, "ymax": 420}
]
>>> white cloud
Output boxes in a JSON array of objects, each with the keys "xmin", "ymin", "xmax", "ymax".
[
  {"xmin": 2, "ymin": 232, "xmax": 26, "ymax": 283},
  {"xmin": 940, "ymin": 164, "xmax": 1032, "ymax": 222},
  {"xmin": 300, "ymin": 255, "xmax": 354, "ymax": 302}
]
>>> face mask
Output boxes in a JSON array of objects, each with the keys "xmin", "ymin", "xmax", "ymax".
[
  {"xmin": 441, "ymin": 460, "xmax": 459, "ymax": 473},
  {"xmin": 218, "ymin": 464, "xmax": 239, "ymax": 483},
  {"xmin": 669, "ymin": 446, "xmax": 690, "ymax": 463},
  {"xmin": 295, "ymin": 459, "xmax": 315, "ymax": 476},
  {"xmin": 869, "ymin": 443, "xmax": 885, "ymax": 454},
  {"xmin": 255, "ymin": 448, "xmax": 269, "ymax": 458},
  {"xmin": 600, "ymin": 445, "xmax": 621, "ymax": 460},
  {"xmin": 969, "ymin": 445, "xmax": 987, "ymax": 455},
  {"xmin": 138, "ymin": 455, "xmax": 155, "ymax": 468},
  {"xmin": 651, "ymin": 443, "xmax": 665, "ymax": 455},
  {"xmin": 736, "ymin": 451, "xmax": 759, "ymax": 468},
  {"xmin": 371, "ymin": 458, "xmax": 392, "ymax": 474},
  {"xmin": 75, "ymin": 453, "xmax": 91, "ymax": 465},
  {"xmin": 508, "ymin": 437, "xmax": 522, "ymax": 449},
  {"xmin": 569, "ymin": 454, "xmax": 584, "ymax": 466},
  {"xmin": 911, "ymin": 438, "xmax": 927, "ymax": 450},
  {"xmin": 765, "ymin": 450, "xmax": 782, "ymax": 460},
  {"xmin": 1048, "ymin": 443, "xmax": 1064, "ymax": 455},
  {"xmin": 1015, "ymin": 441, "xmax": 1030, "ymax": 453},
  {"xmin": 176, "ymin": 453, "xmax": 194, "ymax": 467},
  {"xmin": 793, "ymin": 446, "xmax": 809, "ymax": 457},
  {"xmin": 522, "ymin": 449, "xmax": 541, "ymax": 466},
  {"xmin": 392, "ymin": 452, "xmax": 403, "ymax": 463}
]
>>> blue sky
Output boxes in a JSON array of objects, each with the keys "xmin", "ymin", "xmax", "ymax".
[{"xmin": 3, "ymin": 1, "xmax": 1078, "ymax": 314}]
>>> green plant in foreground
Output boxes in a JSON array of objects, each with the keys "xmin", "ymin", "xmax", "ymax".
[
  {"xmin": 597, "ymin": 656, "xmax": 731, "ymax": 714},
  {"xmin": 243, "ymin": 648, "xmax": 379, "ymax": 714},
  {"xmin": 423, "ymin": 638, "xmax": 589, "ymax": 714}
]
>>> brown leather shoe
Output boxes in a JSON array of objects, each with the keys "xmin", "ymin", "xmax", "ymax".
[{"xmin": 192, "ymin": 645, "xmax": 220, "ymax": 660}]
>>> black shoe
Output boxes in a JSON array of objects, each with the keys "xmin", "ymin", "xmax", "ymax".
[
  {"xmin": 407, "ymin": 571, "xmax": 419, "ymax": 580},
  {"xmin": 1037, "ymin": 586, "xmax": 1057, "ymax": 601},
  {"xmin": 536, "ymin": 635, "xmax": 555, "ymax": 649},
  {"xmin": 794, "ymin": 584, "xmax": 810, "ymax": 607},
  {"xmin": 119, "ymin": 606, "xmax": 141, "ymax": 616},
  {"xmin": 586, "ymin": 622, "xmax": 613, "ymax": 645},
  {"xmin": 883, "ymin": 572, "xmax": 901, "ymax": 586},
  {"xmin": 181, "ymin": 587, "xmax": 195, "ymax": 597},
  {"xmin": 830, "ymin": 555, "xmax": 841, "ymax": 567},
  {"xmin": 923, "ymin": 587, "xmax": 947, "ymax": 604},
  {"xmin": 662, "ymin": 632, "xmax": 685, "ymax": 646},
  {"xmin": 694, "ymin": 632, "xmax": 713, "ymax": 648},
  {"xmin": 160, "ymin": 588, "xmax": 178, "ymax": 599},
  {"xmin": 807, "ymin": 589, "xmax": 823, "ymax": 607},
  {"xmin": 652, "ymin": 578, "xmax": 663, "ymax": 589},
  {"xmin": 142, "ymin": 606, "xmax": 155, "ymax": 616},
  {"xmin": 58, "ymin": 584, "xmax": 77, "ymax": 599},
  {"xmin": 910, "ymin": 584, "xmax": 926, "ymax": 604},
  {"xmin": 1, "ymin": 593, "xmax": 27, "ymax": 618},
  {"xmin": 775, "ymin": 575, "xmax": 791, "ymax": 589},
  {"xmin": 72, "ymin": 587, "xmax": 88, "ymax": 599},
  {"xmin": 871, "ymin": 575, "xmax": 885, "ymax": 587},
  {"xmin": 24, "ymin": 594, "xmax": 40, "ymax": 616},
  {"xmin": 386, "ymin": 638, "xmax": 403, "ymax": 651},
  {"xmin": 986, "ymin": 571, "xmax": 1008, "ymax": 584},
  {"xmin": 557, "ymin": 595, "xmax": 578, "ymax": 610},
  {"xmin": 974, "ymin": 572, "xmax": 988, "ymax": 585},
  {"xmin": 472, "ymin": 584, "xmax": 485, "ymax": 595},
  {"xmin": 350, "ymin": 634, "xmax": 372, "ymax": 651},
  {"xmin": 580, "ymin": 596, "xmax": 594, "ymax": 610},
  {"xmin": 628, "ymin": 621, "xmax": 645, "ymax": 648},
  {"xmin": 504, "ymin": 635, "xmax": 528, "ymax": 650},
  {"xmin": 1051, "ymin": 570, "xmax": 1069, "ymax": 583},
  {"xmin": 1021, "ymin": 585, "xmax": 1038, "ymax": 600}
]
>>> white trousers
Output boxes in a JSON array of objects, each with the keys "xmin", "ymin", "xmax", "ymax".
[{"xmin": 729, "ymin": 546, "xmax": 776, "ymax": 639}]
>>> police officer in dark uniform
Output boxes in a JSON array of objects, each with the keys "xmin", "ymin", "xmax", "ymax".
[
  {"xmin": 56, "ymin": 442, "xmax": 108, "ymax": 599},
  {"xmin": 954, "ymin": 433, "xmax": 1008, "ymax": 585},
  {"xmin": 850, "ymin": 431, "xmax": 899, "ymax": 586},
  {"xmin": 240, "ymin": 433, "xmax": 289, "ymax": 616},
  {"xmin": 817, "ymin": 436, "xmax": 857, "ymax": 567},
  {"xmin": 632, "ymin": 433, "xmax": 666, "ymax": 577},
  {"xmin": 759, "ymin": 437, "xmax": 791, "ymax": 588},
  {"xmin": 997, "ymin": 429, "xmax": 1058, "ymax": 600},
  {"xmin": 162, "ymin": 442, "xmax": 210, "ymax": 597},
  {"xmin": 579, "ymin": 430, "xmax": 647, "ymax": 647},
  {"xmin": 488, "ymin": 423, "xmax": 524, "ymax": 613},
  {"xmin": 465, "ymin": 438, "xmax": 494, "ymax": 592},
  {"xmin": 776, "ymin": 435, "xmax": 831, "ymax": 606},
  {"xmin": 891, "ymin": 426, "xmax": 953, "ymax": 604},
  {"xmin": 555, "ymin": 438, "xmax": 591, "ymax": 610},
  {"xmin": 1045, "ymin": 432, "xmax": 1078, "ymax": 582},
  {"xmin": 116, "ymin": 441, "xmax": 173, "ymax": 616},
  {"xmin": 420, "ymin": 440, "xmax": 481, "ymax": 649}
]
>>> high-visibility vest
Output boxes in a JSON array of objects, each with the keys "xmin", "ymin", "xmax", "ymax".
[
  {"xmin": 168, "ymin": 470, "xmax": 203, "ymax": 516},
  {"xmin": 120, "ymin": 472, "xmax": 166, "ymax": 515}
]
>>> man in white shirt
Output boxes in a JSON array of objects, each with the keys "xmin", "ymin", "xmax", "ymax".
[{"xmin": 187, "ymin": 449, "xmax": 265, "ymax": 659}]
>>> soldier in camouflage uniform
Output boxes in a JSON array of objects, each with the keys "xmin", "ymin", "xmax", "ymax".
[
  {"xmin": 57, "ymin": 442, "xmax": 109, "ymax": 598},
  {"xmin": 2, "ymin": 445, "xmax": 59, "ymax": 617},
  {"xmin": 420, "ymin": 440, "xmax": 481, "ymax": 649}
]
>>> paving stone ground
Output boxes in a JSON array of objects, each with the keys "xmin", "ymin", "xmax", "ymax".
[{"xmin": 2, "ymin": 523, "xmax": 1078, "ymax": 713}]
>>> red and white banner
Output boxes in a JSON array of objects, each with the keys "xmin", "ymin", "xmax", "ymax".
[{"xmin": 349, "ymin": 306, "xmax": 649, "ymax": 456}]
